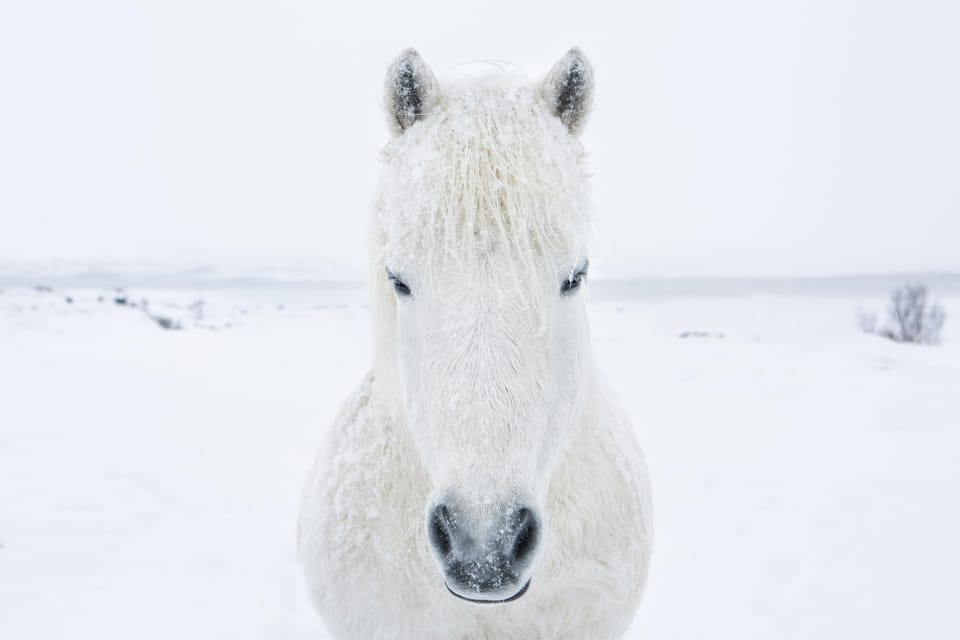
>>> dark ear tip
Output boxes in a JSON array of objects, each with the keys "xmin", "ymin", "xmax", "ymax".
[
  {"xmin": 560, "ymin": 47, "xmax": 591, "ymax": 71},
  {"xmin": 385, "ymin": 48, "xmax": 439, "ymax": 134},
  {"xmin": 392, "ymin": 48, "xmax": 423, "ymax": 68},
  {"xmin": 562, "ymin": 47, "xmax": 593, "ymax": 84},
  {"xmin": 544, "ymin": 47, "xmax": 594, "ymax": 135},
  {"xmin": 386, "ymin": 48, "xmax": 426, "ymax": 88}
]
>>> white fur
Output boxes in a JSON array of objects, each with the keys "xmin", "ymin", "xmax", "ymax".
[{"xmin": 298, "ymin": 52, "xmax": 652, "ymax": 639}]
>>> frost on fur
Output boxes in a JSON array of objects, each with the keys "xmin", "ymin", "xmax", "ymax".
[
  {"xmin": 378, "ymin": 69, "xmax": 593, "ymax": 320},
  {"xmin": 300, "ymin": 49, "xmax": 651, "ymax": 639},
  {"xmin": 385, "ymin": 49, "xmax": 441, "ymax": 133},
  {"xmin": 541, "ymin": 48, "xmax": 594, "ymax": 135}
]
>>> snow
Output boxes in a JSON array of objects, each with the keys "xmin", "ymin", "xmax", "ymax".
[{"xmin": 1, "ymin": 273, "xmax": 958, "ymax": 639}]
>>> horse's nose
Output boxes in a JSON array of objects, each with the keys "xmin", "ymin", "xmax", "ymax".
[{"xmin": 427, "ymin": 502, "xmax": 541, "ymax": 603}]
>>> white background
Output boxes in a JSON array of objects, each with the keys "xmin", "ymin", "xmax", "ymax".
[
  {"xmin": 2, "ymin": 3, "xmax": 959, "ymax": 639},
  {"xmin": 2, "ymin": 0, "xmax": 958, "ymax": 276}
]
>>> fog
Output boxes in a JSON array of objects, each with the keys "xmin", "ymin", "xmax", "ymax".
[{"xmin": 2, "ymin": 0, "xmax": 957, "ymax": 277}]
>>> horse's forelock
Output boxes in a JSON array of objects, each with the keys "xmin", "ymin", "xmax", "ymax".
[{"xmin": 379, "ymin": 74, "xmax": 593, "ymax": 312}]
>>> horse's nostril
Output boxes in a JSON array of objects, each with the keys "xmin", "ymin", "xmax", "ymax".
[
  {"xmin": 429, "ymin": 505, "xmax": 453, "ymax": 557},
  {"xmin": 509, "ymin": 508, "xmax": 540, "ymax": 563}
]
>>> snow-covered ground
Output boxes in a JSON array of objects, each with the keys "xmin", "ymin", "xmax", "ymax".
[{"xmin": 1, "ymin": 272, "xmax": 958, "ymax": 639}]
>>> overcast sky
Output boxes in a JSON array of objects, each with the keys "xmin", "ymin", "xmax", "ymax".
[{"xmin": 1, "ymin": 0, "xmax": 957, "ymax": 277}]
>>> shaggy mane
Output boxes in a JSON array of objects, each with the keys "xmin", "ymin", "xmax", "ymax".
[{"xmin": 377, "ymin": 71, "xmax": 593, "ymax": 298}]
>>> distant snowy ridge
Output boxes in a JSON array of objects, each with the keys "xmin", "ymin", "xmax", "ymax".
[
  {"xmin": 0, "ymin": 262, "xmax": 364, "ymax": 291},
  {"xmin": 2, "ymin": 263, "xmax": 958, "ymax": 299}
]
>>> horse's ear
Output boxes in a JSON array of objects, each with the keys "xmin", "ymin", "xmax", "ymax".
[
  {"xmin": 541, "ymin": 48, "xmax": 594, "ymax": 135},
  {"xmin": 385, "ymin": 48, "xmax": 440, "ymax": 134}
]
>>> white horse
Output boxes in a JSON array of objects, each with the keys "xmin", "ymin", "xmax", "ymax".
[{"xmin": 298, "ymin": 48, "xmax": 652, "ymax": 639}]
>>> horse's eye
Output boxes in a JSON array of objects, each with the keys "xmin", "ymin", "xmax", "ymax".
[
  {"xmin": 393, "ymin": 279, "xmax": 412, "ymax": 297},
  {"xmin": 386, "ymin": 269, "xmax": 412, "ymax": 298},
  {"xmin": 561, "ymin": 261, "xmax": 589, "ymax": 296},
  {"xmin": 561, "ymin": 276, "xmax": 581, "ymax": 295}
]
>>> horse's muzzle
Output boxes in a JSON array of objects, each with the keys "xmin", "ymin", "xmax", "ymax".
[
  {"xmin": 427, "ymin": 502, "xmax": 541, "ymax": 604},
  {"xmin": 445, "ymin": 578, "xmax": 531, "ymax": 604}
]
